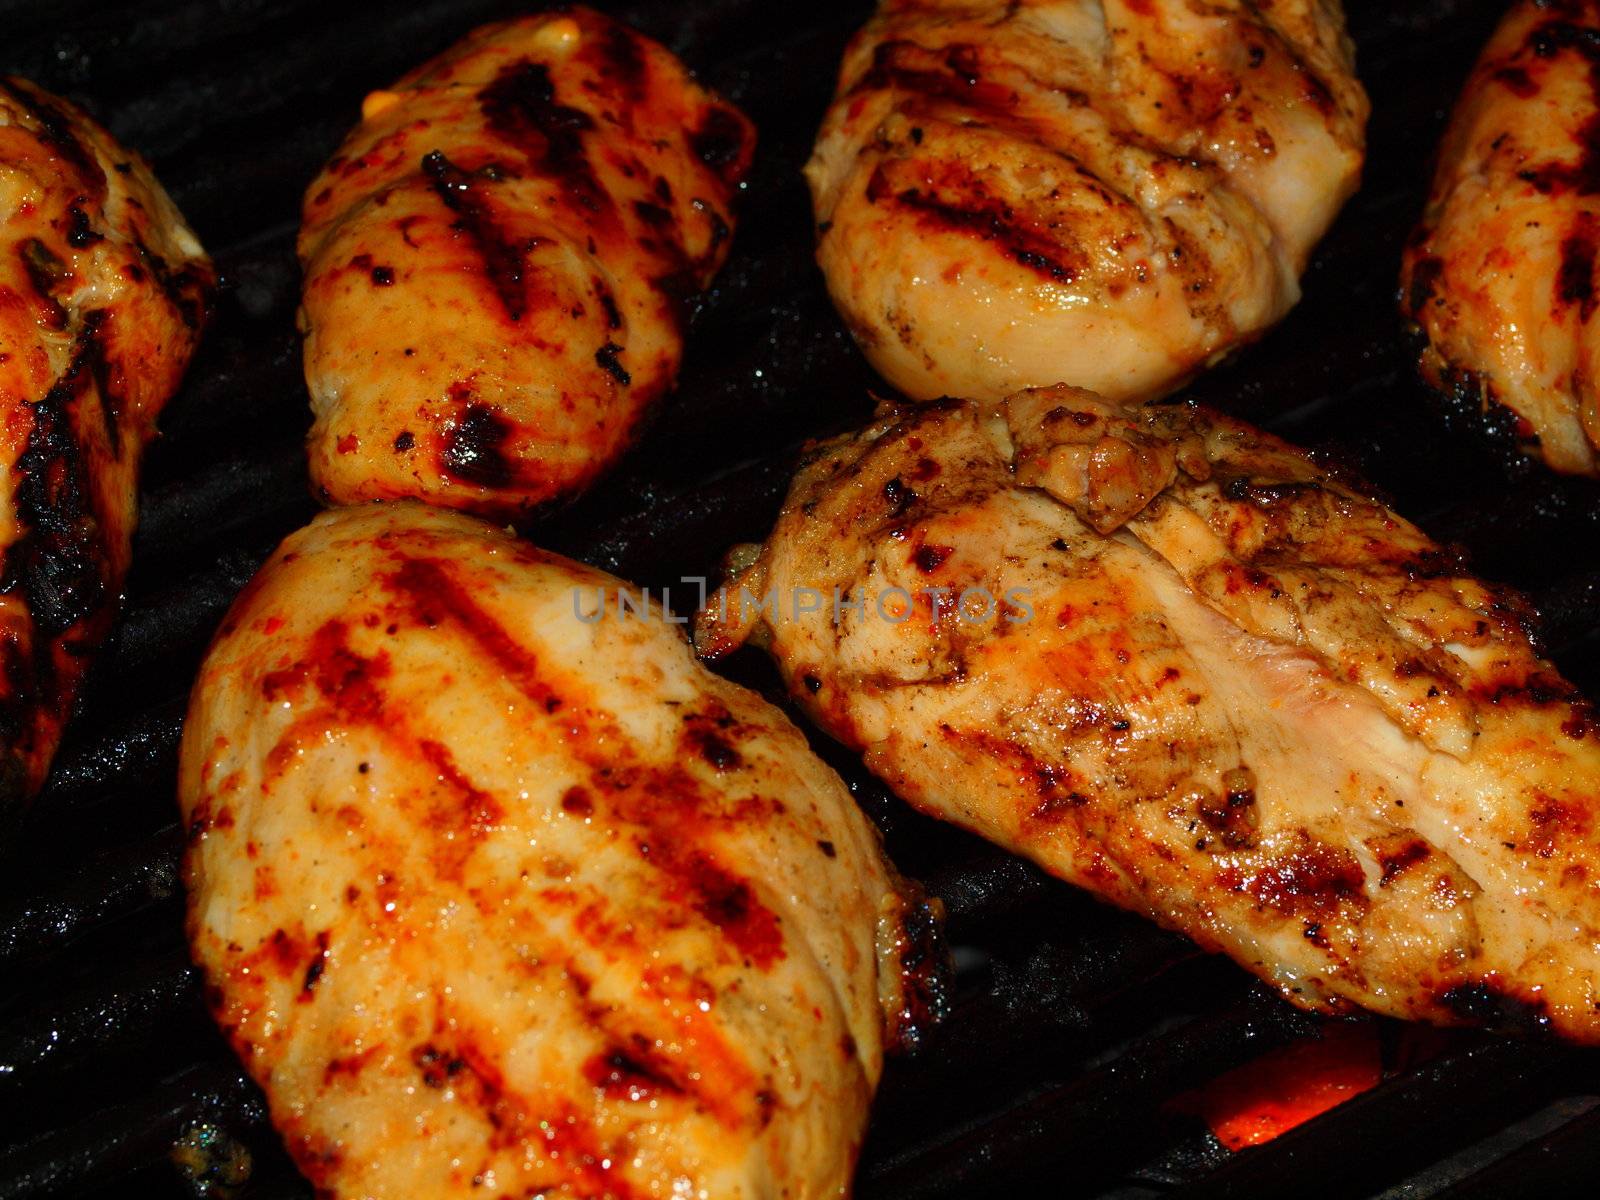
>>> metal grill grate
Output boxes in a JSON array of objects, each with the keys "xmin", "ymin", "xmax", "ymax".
[{"xmin": 3, "ymin": 2, "xmax": 1600, "ymax": 1197}]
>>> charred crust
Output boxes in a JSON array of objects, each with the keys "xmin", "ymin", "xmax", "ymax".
[
  {"xmin": 595, "ymin": 340, "xmax": 631, "ymax": 385},
  {"xmin": 1557, "ymin": 211, "xmax": 1599, "ymax": 321},
  {"xmin": 439, "ymin": 402, "xmax": 515, "ymax": 489},
  {"xmin": 479, "ymin": 59, "xmax": 612, "ymax": 221},
  {"xmin": 1220, "ymin": 837, "xmax": 1367, "ymax": 922},
  {"xmin": 1376, "ymin": 837, "xmax": 1431, "ymax": 885},
  {"xmin": 689, "ymin": 106, "xmax": 752, "ymax": 185},
  {"xmin": 1409, "ymin": 330, "xmax": 1545, "ymax": 473},
  {"xmin": 2, "ymin": 311, "xmax": 113, "ymax": 640},
  {"xmin": 64, "ymin": 202, "xmax": 102, "ymax": 249},
  {"xmin": 882, "ymin": 475, "xmax": 918, "ymax": 517},
  {"xmin": 133, "ymin": 237, "xmax": 212, "ymax": 331},
  {"xmin": 1220, "ymin": 477, "xmax": 1322, "ymax": 508},
  {"xmin": 1401, "ymin": 253, "xmax": 1444, "ymax": 317},
  {"xmin": 584, "ymin": 1044, "xmax": 684, "ymax": 1102},
  {"xmin": 412, "ymin": 1043, "xmax": 468, "ymax": 1088},
  {"xmin": 681, "ymin": 706, "xmax": 743, "ymax": 771},
  {"xmin": 868, "ymin": 167, "xmax": 1079, "ymax": 283},
  {"xmin": 421, "ymin": 151, "xmax": 535, "ymax": 321},
  {"xmin": 1512, "ymin": 20, "xmax": 1600, "ymax": 195},
  {"xmin": 1438, "ymin": 981, "xmax": 1552, "ymax": 1035},
  {"xmin": 0, "ymin": 78, "xmax": 102, "ymax": 185},
  {"xmin": 18, "ymin": 238, "xmax": 69, "ymax": 329},
  {"xmin": 582, "ymin": 20, "xmax": 648, "ymax": 105},
  {"xmin": 856, "ymin": 39, "xmax": 1019, "ymax": 114},
  {"xmin": 885, "ymin": 888, "xmax": 951, "ymax": 1054}
]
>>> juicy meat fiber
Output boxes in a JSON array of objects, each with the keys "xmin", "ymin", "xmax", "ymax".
[
  {"xmin": 698, "ymin": 386, "xmax": 1600, "ymax": 1041},
  {"xmin": 181, "ymin": 503, "xmax": 943, "ymax": 1199},
  {"xmin": 806, "ymin": 0, "xmax": 1368, "ymax": 404},
  {"xmin": 0, "ymin": 77, "xmax": 211, "ymax": 808},
  {"xmin": 299, "ymin": 8, "xmax": 755, "ymax": 517},
  {"xmin": 1402, "ymin": 0, "xmax": 1600, "ymax": 476}
]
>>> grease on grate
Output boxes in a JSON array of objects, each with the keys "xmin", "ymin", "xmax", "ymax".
[{"xmin": 169, "ymin": 1122, "xmax": 252, "ymax": 1198}]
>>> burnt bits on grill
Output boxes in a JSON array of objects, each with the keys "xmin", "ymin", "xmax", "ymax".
[
  {"xmin": 180, "ymin": 502, "xmax": 945, "ymax": 1200},
  {"xmin": 0, "ymin": 76, "xmax": 212, "ymax": 813},
  {"xmin": 697, "ymin": 384, "xmax": 1600, "ymax": 1042},
  {"xmin": 804, "ymin": 0, "xmax": 1369, "ymax": 406},
  {"xmin": 1402, "ymin": 0, "xmax": 1600, "ymax": 477},
  {"xmin": 297, "ymin": 6, "xmax": 755, "ymax": 519}
]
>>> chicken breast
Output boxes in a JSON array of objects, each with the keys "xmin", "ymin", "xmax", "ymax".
[
  {"xmin": 299, "ymin": 8, "xmax": 754, "ymax": 518},
  {"xmin": 181, "ymin": 502, "xmax": 943, "ymax": 1199},
  {"xmin": 697, "ymin": 385, "xmax": 1600, "ymax": 1041},
  {"xmin": 1401, "ymin": 0, "xmax": 1600, "ymax": 476},
  {"xmin": 806, "ymin": 0, "xmax": 1368, "ymax": 404},
  {"xmin": 0, "ymin": 77, "xmax": 211, "ymax": 810}
]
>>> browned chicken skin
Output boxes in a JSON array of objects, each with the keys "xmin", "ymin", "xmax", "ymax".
[
  {"xmin": 181, "ymin": 503, "xmax": 943, "ymax": 1199},
  {"xmin": 1402, "ymin": 0, "xmax": 1600, "ymax": 476},
  {"xmin": 699, "ymin": 386, "xmax": 1600, "ymax": 1041},
  {"xmin": 807, "ymin": 0, "xmax": 1368, "ymax": 404},
  {"xmin": 299, "ymin": 8, "xmax": 754, "ymax": 518},
  {"xmin": 0, "ymin": 77, "xmax": 211, "ymax": 809}
]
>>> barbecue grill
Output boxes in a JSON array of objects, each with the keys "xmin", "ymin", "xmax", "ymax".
[{"xmin": 3, "ymin": 0, "xmax": 1599, "ymax": 1196}]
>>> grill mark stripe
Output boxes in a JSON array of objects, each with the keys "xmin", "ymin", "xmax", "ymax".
[
  {"xmin": 421, "ymin": 150, "xmax": 531, "ymax": 321},
  {"xmin": 382, "ymin": 552, "xmax": 787, "ymax": 969}
]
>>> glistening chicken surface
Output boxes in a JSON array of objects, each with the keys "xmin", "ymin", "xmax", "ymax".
[
  {"xmin": 699, "ymin": 386, "xmax": 1600, "ymax": 1040},
  {"xmin": 0, "ymin": 75, "xmax": 211, "ymax": 811},
  {"xmin": 299, "ymin": 7, "xmax": 755, "ymax": 517},
  {"xmin": 807, "ymin": 0, "xmax": 1368, "ymax": 404},
  {"xmin": 182, "ymin": 502, "xmax": 944, "ymax": 1200}
]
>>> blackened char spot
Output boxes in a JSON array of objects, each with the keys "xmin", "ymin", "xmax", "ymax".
[
  {"xmin": 1494, "ymin": 64, "xmax": 1538, "ymax": 97},
  {"xmin": 133, "ymin": 238, "xmax": 211, "ymax": 331},
  {"xmin": 883, "ymin": 476, "xmax": 918, "ymax": 517},
  {"xmin": 440, "ymin": 403, "xmax": 514, "ymax": 489},
  {"xmin": 1404, "ymin": 254, "xmax": 1444, "ymax": 316},
  {"xmin": 301, "ymin": 931, "xmax": 330, "ymax": 995},
  {"xmin": 689, "ymin": 106, "xmax": 750, "ymax": 185},
  {"xmin": 2, "ymin": 310, "xmax": 112, "ymax": 639},
  {"xmin": 687, "ymin": 727, "xmax": 740, "ymax": 770},
  {"xmin": 1557, "ymin": 212, "xmax": 1599, "ymax": 322},
  {"xmin": 584, "ymin": 1045, "xmax": 683, "ymax": 1102},
  {"xmin": 680, "ymin": 854, "xmax": 779, "ymax": 962},
  {"xmin": 1222, "ymin": 477, "xmax": 1322, "ymax": 507},
  {"xmin": 633, "ymin": 199, "xmax": 673, "ymax": 229},
  {"xmin": 17, "ymin": 239, "xmax": 68, "ymax": 329},
  {"xmin": 65, "ymin": 203, "xmax": 101, "ymax": 249},
  {"xmin": 595, "ymin": 341, "xmax": 631, "ymax": 385},
  {"xmin": 421, "ymin": 151, "xmax": 531, "ymax": 321},
  {"xmin": 82, "ymin": 312, "xmax": 123, "ymax": 456},
  {"xmin": 584, "ymin": 22, "xmax": 648, "ymax": 106},
  {"xmin": 479, "ymin": 60, "xmax": 612, "ymax": 223}
]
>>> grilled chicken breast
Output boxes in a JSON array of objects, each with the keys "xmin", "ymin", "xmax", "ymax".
[
  {"xmin": 806, "ymin": 0, "xmax": 1368, "ymax": 404},
  {"xmin": 698, "ymin": 385, "xmax": 1600, "ymax": 1041},
  {"xmin": 0, "ymin": 77, "xmax": 210, "ymax": 809},
  {"xmin": 1401, "ymin": 0, "xmax": 1600, "ymax": 476},
  {"xmin": 181, "ymin": 503, "xmax": 943, "ymax": 1199},
  {"xmin": 299, "ymin": 9, "xmax": 754, "ymax": 518}
]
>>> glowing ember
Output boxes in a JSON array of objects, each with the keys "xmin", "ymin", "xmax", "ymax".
[{"xmin": 1177, "ymin": 1021, "xmax": 1383, "ymax": 1150}]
